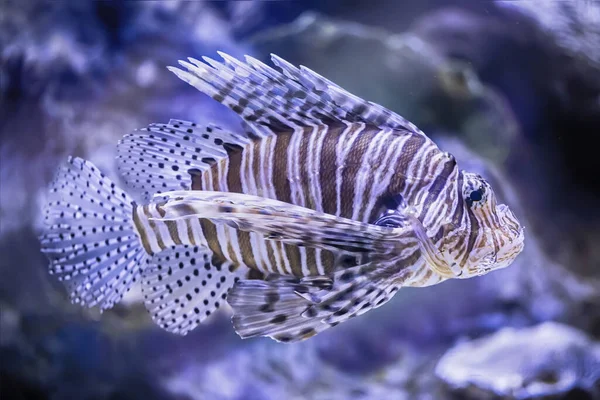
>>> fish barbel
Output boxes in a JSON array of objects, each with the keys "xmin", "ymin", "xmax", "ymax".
[{"xmin": 40, "ymin": 53, "xmax": 524, "ymax": 342}]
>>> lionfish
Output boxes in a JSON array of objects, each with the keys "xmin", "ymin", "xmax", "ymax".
[{"xmin": 40, "ymin": 53, "xmax": 524, "ymax": 342}]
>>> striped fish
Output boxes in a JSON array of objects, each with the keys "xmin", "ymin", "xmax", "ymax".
[{"xmin": 40, "ymin": 53, "xmax": 525, "ymax": 342}]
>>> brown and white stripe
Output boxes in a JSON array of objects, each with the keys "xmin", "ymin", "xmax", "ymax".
[
  {"xmin": 132, "ymin": 117, "xmax": 462, "ymax": 279},
  {"xmin": 125, "ymin": 52, "xmax": 523, "ymax": 283}
]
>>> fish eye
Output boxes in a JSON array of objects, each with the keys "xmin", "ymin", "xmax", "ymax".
[
  {"xmin": 469, "ymin": 189, "xmax": 483, "ymax": 202},
  {"xmin": 383, "ymin": 193, "xmax": 406, "ymax": 210}
]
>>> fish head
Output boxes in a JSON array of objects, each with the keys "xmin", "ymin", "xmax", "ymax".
[{"xmin": 457, "ymin": 172, "xmax": 525, "ymax": 278}]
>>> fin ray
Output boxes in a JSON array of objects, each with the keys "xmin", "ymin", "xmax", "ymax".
[
  {"xmin": 141, "ymin": 245, "xmax": 249, "ymax": 335},
  {"xmin": 117, "ymin": 120, "xmax": 250, "ymax": 202},
  {"xmin": 228, "ymin": 262, "xmax": 406, "ymax": 342},
  {"xmin": 157, "ymin": 190, "xmax": 413, "ymax": 256},
  {"xmin": 169, "ymin": 52, "xmax": 426, "ymax": 134},
  {"xmin": 39, "ymin": 157, "xmax": 147, "ymax": 310}
]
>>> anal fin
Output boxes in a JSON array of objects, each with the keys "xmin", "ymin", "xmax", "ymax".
[{"xmin": 141, "ymin": 244, "xmax": 248, "ymax": 335}]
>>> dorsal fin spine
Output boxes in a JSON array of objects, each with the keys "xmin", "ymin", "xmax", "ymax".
[
  {"xmin": 171, "ymin": 52, "xmax": 429, "ymax": 136},
  {"xmin": 175, "ymin": 61, "xmax": 293, "ymax": 127},
  {"xmin": 171, "ymin": 55, "xmax": 341, "ymax": 128}
]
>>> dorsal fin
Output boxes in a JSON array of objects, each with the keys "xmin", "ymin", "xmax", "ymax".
[
  {"xmin": 167, "ymin": 52, "xmax": 425, "ymax": 134},
  {"xmin": 116, "ymin": 120, "xmax": 250, "ymax": 202},
  {"xmin": 270, "ymin": 55, "xmax": 422, "ymax": 133}
]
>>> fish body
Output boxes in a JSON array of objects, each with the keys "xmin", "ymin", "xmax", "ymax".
[
  {"xmin": 126, "ymin": 119, "xmax": 452, "ymax": 284},
  {"xmin": 40, "ymin": 53, "xmax": 524, "ymax": 342}
]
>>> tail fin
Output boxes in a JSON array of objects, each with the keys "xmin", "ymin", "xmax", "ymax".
[{"xmin": 39, "ymin": 157, "xmax": 147, "ymax": 310}]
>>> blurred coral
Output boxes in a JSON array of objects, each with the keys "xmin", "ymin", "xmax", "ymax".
[{"xmin": 436, "ymin": 322, "xmax": 600, "ymax": 399}]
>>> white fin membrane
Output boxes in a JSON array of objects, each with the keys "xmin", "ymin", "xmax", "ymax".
[
  {"xmin": 117, "ymin": 119, "xmax": 250, "ymax": 202},
  {"xmin": 141, "ymin": 245, "xmax": 249, "ymax": 335},
  {"xmin": 39, "ymin": 157, "xmax": 147, "ymax": 310}
]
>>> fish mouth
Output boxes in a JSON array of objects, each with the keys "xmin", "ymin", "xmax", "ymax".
[
  {"xmin": 497, "ymin": 204, "xmax": 524, "ymax": 244},
  {"xmin": 468, "ymin": 205, "xmax": 524, "ymax": 276},
  {"xmin": 494, "ymin": 205, "xmax": 525, "ymax": 269}
]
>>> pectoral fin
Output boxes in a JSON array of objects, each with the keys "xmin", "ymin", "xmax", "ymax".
[
  {"xmin": 155, "ymin": 191, "xmax": 412, "ymax": 256},
  {"xmin": 227, "ymin": 261, "xmax": 407, "ymax": 343}
]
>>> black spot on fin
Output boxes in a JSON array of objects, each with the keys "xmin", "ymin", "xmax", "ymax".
[
  {"xmin": 117, "ymin": 120, "xmax": 251, "ymax": 202},
  {"xmin": 227, "ymin": 263, "xmax": 400, "ymax": 343},
  {"xmin": 142, "ymin": 244, "xmax": 249, "ymax": 335},
  {"xmin": 39, "ymin": 157, "xmax": 147, "ymax": 311}
]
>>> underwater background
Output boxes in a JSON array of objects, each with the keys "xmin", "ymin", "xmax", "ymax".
[{"xmin": 1, "ymin": 1, "xmax": 599, "ymax": 399}]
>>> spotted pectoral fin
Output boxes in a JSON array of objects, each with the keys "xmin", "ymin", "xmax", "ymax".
[
  {"xmin": 141, "ymin": 244, "xmax": 249, "ymax": 335},
  {"xmin": 156, "ymin": 190, "xmax": 412, "ymax": 256},
  {"xmin": 227, "ymin": 262, "xmax": 404, "ymax": 343}
]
